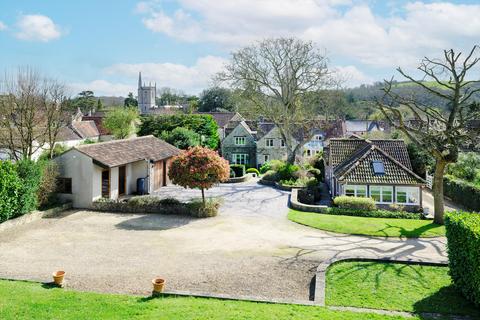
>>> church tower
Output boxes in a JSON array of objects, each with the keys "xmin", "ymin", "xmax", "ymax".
[{"xmin": 137, "ymin": 72, "xmax": 156, "ymax": 114}]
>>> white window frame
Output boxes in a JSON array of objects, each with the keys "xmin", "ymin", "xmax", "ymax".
[
  {"xmin": 369, "ymin": 185, "xmax": 393, "ymax": 204},
  {"xmin": 266, "ymin": 139, "xmax": 274, "ymax": 147},
  {"xmin": 232, "ymin": 153, "xmax": 248, "ymax": 165},
  {"xmin": 344, "ymin": 185, "xmax": 367, "ymax": 198},
  {"xmin": 234, "ymin": 136, "xmax": 246, "ymax": 146},
  {"xmin": 395, "ymin": 186, "xmax": 420, "ymax": 205}
]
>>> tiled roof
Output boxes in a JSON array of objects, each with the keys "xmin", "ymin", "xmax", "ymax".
[
  {"xmin": 197, "ymin": 112, "xmax": 243, "ymax": 128},
  {"xmin": 74, "ymin": 135, "xmax": 180, "ymax": 168},
  {"xmin": 72, "ymin": 120, "xmax": 99, "ymax": 139},
  {"xmin": 57, "ymin": 126, "xmax": 82, "ymax": 141},
  {"xmin": 82, "ymin": 115, "xmax": 110, "ymax": 136},
  {"xmin": 329, "ymin": 137, "xmax": 424, "ymax": 185}
]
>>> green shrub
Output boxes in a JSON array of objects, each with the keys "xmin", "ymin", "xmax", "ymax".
[
  {"xmin": 15, "ymin": 160, "xmax": 42, "ymax": 216},
  {"xmin": 160, "ymin": 127, "xmax": 200, "ymax": 150},
  {"xmin": 444, "ymin": 175, "xmax": 480, "ymax": 212},
  {"xmin": 38, "ymin": 144, "xmax": 69, "ymax": 161},
  {"xmin": 261, "ymin": 170, "xmax": 279, "ymax": 182},
  {"xmin": 230, "ymin": 164, "xmax": 245, "ymax": 177},
  {"xmin": 447, "ymin": 153, "xmax": 480, "ymax": 183},
  {"xmin": 229, "ymin": 168, "xmax": 235, "ymax": 178},
  {"xmin": 280, "ymin": 177, "xmax": 317, "ymax": 188},
  {"xmin": 333, "ymin": 196, "xmax": 376, "ymax": 211},
  {"xmin": 445, "ymin": 211, "xmax": 480, "ymax": 307},
  {"xmin": 277, "ymin": 163, "xmax": 300, "ymax": 181},
  {"xmin": 158, "ymin": 198, "xmax": 183, "ymax": 206},
  {"xmin": 259, "ymin": 162, "xmax": 271, "ymax": 174},
  {"xmin": 188, "ymin": 198, "xmax": 221, "ymax": 218},
  {"xmin": 246, "ymin": 168, "xmax": 260, "ymax": 176},
  {"xmin": 326, "ymin": 207, "xmax": 422, "ymax": 219},
  {"xmin": 0, "ymin": 161, "xmax": 23, "ymax": 222}
]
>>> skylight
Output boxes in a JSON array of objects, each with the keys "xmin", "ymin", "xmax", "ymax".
[{"xmin": 372, "ymin": 161, "xmax": 385, "ymax": 175}]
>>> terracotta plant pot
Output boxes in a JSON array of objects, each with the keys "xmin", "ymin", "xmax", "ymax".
[
  {"xmin": 52, "ymin": 271, "xmax": 66, "ymax": 285},
  {"xmin": 152, "ymin": 278, "xmax": 165, "ymax": 293}
]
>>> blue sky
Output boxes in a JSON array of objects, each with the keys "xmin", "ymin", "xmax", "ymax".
[{"xmin": 0, "ymin": 0, "xmax": 479, "ymax": 96}]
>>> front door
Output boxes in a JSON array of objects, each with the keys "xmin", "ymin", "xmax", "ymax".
[
  {"xmin": 118, "ymin": 166, "xmax": 126, "ymax": 195},
  {"xmin": 153, "ymin": 161, "xmax": 163, "ymax": 190},
  {"xmin": 101, "ymin": 169, "xmax": 110, "ymax": 198}
]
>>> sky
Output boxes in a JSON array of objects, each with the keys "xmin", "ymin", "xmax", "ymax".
[{"xmin": 0, "ymin": 0, "xmax": 479, "ymax": 97}]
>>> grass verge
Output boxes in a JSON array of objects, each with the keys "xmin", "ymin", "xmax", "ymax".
[
  {"xmin": 288, "ymin": 209, "xmax": 445, "ymax": 237},
  {"xmin": 0, "ymin": 279, "xmax": 413, "ymax": 320},
  {"xmin": 326, "ymin": 261, "xmax": 479, "ymax": 317}
]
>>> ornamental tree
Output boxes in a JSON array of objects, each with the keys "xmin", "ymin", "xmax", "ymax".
[{"xmin": 168, "ymin": 146, "xmax": 230, "ymax": 205}]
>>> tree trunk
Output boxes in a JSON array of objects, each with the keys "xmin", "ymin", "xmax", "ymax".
[
  {"xmin": 432, "ymin": 159, "xmax": 447, "ymax": 225},
  {"xmin": 286, "ymin": 150, "xmax": 296, "ymax": 165},
  {"xmin": 201, "ymin": 188, "xmax": 205, "ymax": 206}
]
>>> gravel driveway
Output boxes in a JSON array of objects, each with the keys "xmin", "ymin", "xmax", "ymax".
[{"xmin": 0, "ymin": 180, "xmax": 447, "ymax": 302}]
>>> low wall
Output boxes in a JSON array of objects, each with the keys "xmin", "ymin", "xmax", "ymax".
[
  {"xmin": 226, "ymin": 175, "xmax": 250, "ymax": 183},
  {"xmin": 0, "ymin": 202, "xmax": 72, "ymax": 233},
  {"xmin": 289, "ymin": 189, "xmax": 328, "ymax": 213}
]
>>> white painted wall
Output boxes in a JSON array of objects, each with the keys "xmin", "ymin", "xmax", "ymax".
[
  {"xmin": 128, "ymin": 160, "xmax": 149, "ymax": 194},
  {"xmin": 110, "ymin": 167, "xmax": 119, "ymax": 200}
]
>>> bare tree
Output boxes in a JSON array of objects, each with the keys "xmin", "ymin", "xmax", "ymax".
[
  {"xmin": 0, "ymin": 68, "xmax": 69, "ymax": 160},
  {"xmin": 377, "ymin": 46, "xmax": 480, "ymax": 224},
  {"xmin": 218, "ymin": 37, "xmax": 336, "ymax": 164}
]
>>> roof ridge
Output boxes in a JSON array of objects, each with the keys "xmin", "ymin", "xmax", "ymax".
[{"xmin": 75, "ymin": 135, "xmax": 154, "ymax": 149}]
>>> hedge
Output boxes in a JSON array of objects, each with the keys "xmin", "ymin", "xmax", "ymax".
[
  {"xmin": 0, "ymin": 161, "xmax": 23, "ymax": 222},
  {"xmin": 230, "ymin": 164, "xmax": 245, "ymax": 177},
  {"xmin": 445, "ymin": 211, "xmax": 480, "ymax": 307},
  {"xmin": 333, "ymin": 196, "xmax": 376, "ymax": 211},
  {"xmin": 324, "ymin": 207, "xmax": 422, "ymax": 219},
  {"xmin": 444, "ymin": 175, "xmax": 480, "ymax": 212},
  {"xmin": 246, "ymin": 168, "xmax": 260, "ymax": 176}
]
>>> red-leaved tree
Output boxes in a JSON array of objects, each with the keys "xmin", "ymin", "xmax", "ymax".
[{"xmin": 168, "ymin": 146, "xmax": 230, "ymax": 205}]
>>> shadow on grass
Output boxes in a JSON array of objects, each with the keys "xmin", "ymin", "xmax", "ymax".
[
  {"xmin": 413, "ymin": 285, "xmax": 480, "ymax": 318},
  {"xmin": 377, "ymin": 222, "xmax": 443, "ymax": 238}
]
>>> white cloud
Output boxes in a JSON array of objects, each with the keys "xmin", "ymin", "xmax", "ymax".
[
  {"xmin": 104, "ymin": 55, "xmax": 227, "ymax": 94},
  {"xmin": 0, "ymin": 21, "xmax": 6, "ymax": 31},
  {"xmin": 69, "ymin": 80, "xmax": 135, "ymax": 97},
  {"xmin": 15, "ymin": 14, "xmax": 63, "ymax": 42},
  {"xmin": 334, "ymin": 65, "xmax": 374, "ymax": 88},
  {"xmin": 137, "ymin": 1, "xmax": 480, "ymax": 69}
]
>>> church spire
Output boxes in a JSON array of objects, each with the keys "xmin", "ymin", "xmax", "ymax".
[{"xmin": 138, "ymin": 72, "xmax": 142, "ymax": 88}]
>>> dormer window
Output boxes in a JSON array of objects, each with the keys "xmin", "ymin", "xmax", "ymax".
[{"xmin": 372, "ymin": 161, "xmax": 385, "ymax": 175}]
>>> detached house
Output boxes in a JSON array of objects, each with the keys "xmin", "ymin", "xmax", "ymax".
[
  {"xmin": 54, "ymin": 136, "xmax": 180, "ymax": 208},
  {"xmin": 324, "ymin": 137, "xmax": 425, "ymax": 210},
  {"xmin": 221, "ymin": 121, "xmax": 257, "ymax": 167}
]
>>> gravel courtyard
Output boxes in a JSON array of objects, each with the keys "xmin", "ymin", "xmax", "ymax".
[{"xmin": 0, "ymin": 180, "xmax": 447, "ymax": 302}]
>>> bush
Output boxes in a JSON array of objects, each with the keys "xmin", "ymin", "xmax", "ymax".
[
  {"xmin": 246, "ymin": 168, "xmax": 260, "ymax": 176},
  {"xmin": 15, "ymin": 160, "xmax": 42, "ymax": 216},
  {"xmin": 229, "ymin": 168, "xmax": 235, "ymax": 178},
  {"xmin": 333, "ymin": 196, "xmax": 376, "ymax": 211},
  {"xmin": 38, "ymin": 144, "xmax": 69, "ymax": 161},
  {"xmin": 326, "ymin": 207, "xmax": 421, "ymax": 219},
  {"xmin": 447, "ymin": 153, "xmax": 480, "ymax": 183},
  {"xmin": 230, "ymin": 164, "xmax": 246, "ymax": 177},
  {"xmin": 160, "ymin": 127, "xmax": 200, "ymax": 150},
  {"xmin": 261, "ymin": 170, "xmax": 279, "ymax": 182},
  {"xmin": 0, "ymin": 161, "xmax": 23, "ymax": 222},
  {"xmin": 445, "ymin": 211, "xmax": 480, "ymax": 307},
  {"xmin": 259, "ymin": 162, "xmax": 271, "ymax": 174},
  {"xmin": 277, "ymin": 163, "xmax": 300, "ymax": 181},
  {"xmin": 187, "ymin": 198, "xmax": 221, "ymax": 218},
  {"xmin": 37, "ymin": 161, "xmax": 59, "ymax": 209},
  {"xmin": 444, "ymin": 175, "xmax": 480, "ymax": 212}
]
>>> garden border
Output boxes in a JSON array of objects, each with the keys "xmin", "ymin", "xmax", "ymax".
[
  {"xmin": 0, "ymin": 202, "xmax": 72, "ymax": 233},
  {"xmin": 314, "ymin": 256, "xmax": 449, "ymax": 306},
  {"xmin": 289, "ymin": 188, "xmax": 328, "ymax": 213}
]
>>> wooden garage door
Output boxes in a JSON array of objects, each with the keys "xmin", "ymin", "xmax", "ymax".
[{"xmin": 153, "ymin": 161, "xmax": 163, "ymax": 190}]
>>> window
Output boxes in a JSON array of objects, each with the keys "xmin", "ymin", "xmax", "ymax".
[
  {"xmin": 280, "ymin": 139, "xmax": 286, "ymax": 147},
  {"xmin": 235, "ymin": 136, "xmax": 246, "ymax": 145},
  {"xmin": 266, "ymin": 139, "xmax": 274, "ymax": 147},
  {"xmin": 263, "ymin": 154, "xmax": 269, "ymax": 162},
  {"xmin": 56, "ymin": 178, "xmax": 72, "ymax": 194},
  {"xmin": 233, "ymin": 154, "xmax": 248, "ymax": 165},
  {"xmin": 369, "ymin": 186, "xmax": 393, "ymax": 203},
  {"xmin": 396, "ymin": 187, "xmax": 420, "ymax": 204},
  {"xmin": 344, "ymin": 185, "xmax": 367, "ymax": 197},
  {"xmin": 306, "ymin": 149, "xmax": 312, "ymax": 157},
  {"xmin": 372, "ymin": 161, "xmax": 385, "ymax": 175}
]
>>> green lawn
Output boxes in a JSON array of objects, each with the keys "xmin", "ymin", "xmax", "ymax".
[
  {"xmin": 326, "ymin": 261, "xmax": 479, "ymax": 317},
  {"xmin": 0, "ymin": 279, "xmax": 413, "ymax": 320},
  {"xmin": 288, "ymin": 210, "xmax": 445, "ymax": 237}
]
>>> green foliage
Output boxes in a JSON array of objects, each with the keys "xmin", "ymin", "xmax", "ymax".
[
  {"xmin": 326, "ymin": 207, "xmax": 421, "ymax": 219},
  {"xmin": 447, "ymin": 152, "xmax": 480, "ymax": 183},
  {"xmin": 139, "ymin": 114, "xmax": 219, "ymax": 149},
  {"xmin": 15, "ymin": 160, "xmax": 42, "ymax": 215},
  {"xmin": 124, "ymin": 92, "xmax": 138, "ymax": 107},
  {"xmin": 103, "ymin": 107, "xmax": 139, "ymax": 139},
  {"xmin": 39, "ymin": 144, "xmax": 69, "ymax": 161},
  {"xmin": 161, "ymin": 127, "xmax": 200, "ymax": 149},
  {"xmin": 0, "ymin": 161, "xmax": 23, "ymax": 222},
  {"xmin": 246, "ymin": 168, "xmax": 260, "ymax": 175},
  {"xmin": 333, "ymin": 196, "xmax": 376, "ymax": 211},
  {"xmin": 445, "ymin": 211, "xmax": 480, "ymax": 307},
  {"xmin": 277, "ymin": 163, "xmax": 300, "ymax": 181},
  {"xmin": 198, "ymin": 87, "xmax": 236, "ymax": 112},
  {"xmin": 444, "ymin": 175, "xmax": 480, "ymax": 212},
  {"xmin": 259, "ymin": 160, "xmax": 285, "ymax": 174},
  {"xmin": 69, "ymin": 90, "xmax": 97, "ymax": 113},
  {"xmin": 230, "ymin": 164, "xmax": 245, "ymax": 177},
  {"xmin": 37, "ymin": 161, "xmax": 59, "ymax": 209},
  {"xmin": 187, "ymin": 198, "xmax": 221, "ymax": 218},
  {"xmin": 261, "ymin": 170, "xmax": 279, "ymax": 182},
  {"xmin": 280, "ymin": 176, "xmax": 317, "ymax": 188},
  {"xmin": 407, "ymin": 142, "xmax": 435, "ymax": 177}
]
